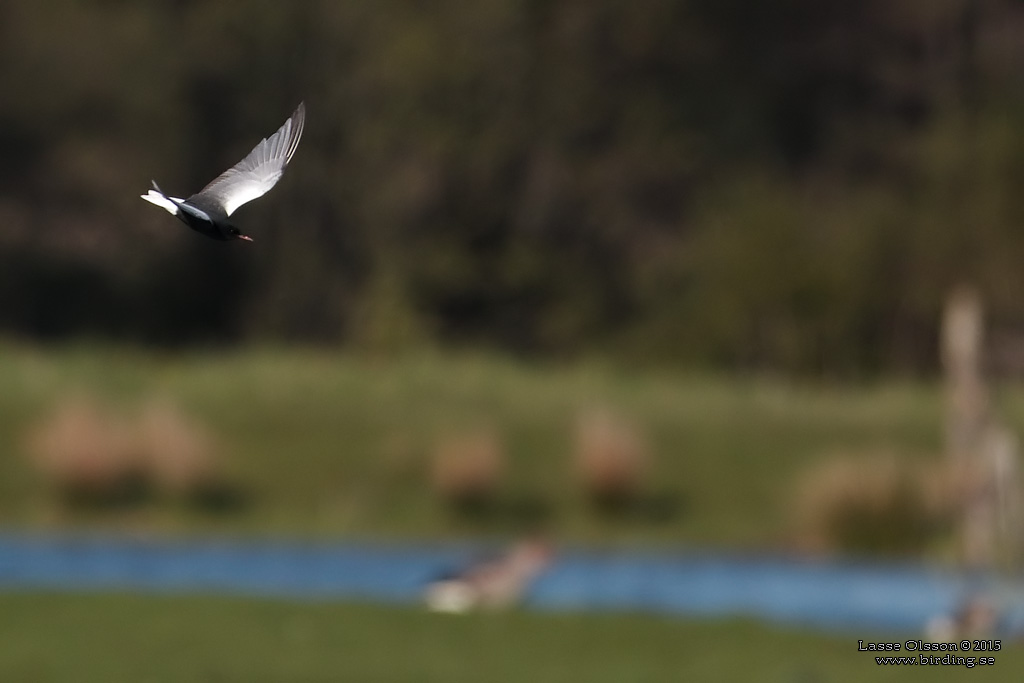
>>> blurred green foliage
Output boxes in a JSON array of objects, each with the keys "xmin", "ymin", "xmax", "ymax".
[{"xmin": 3, "ymin": 0, "xmax": 1024, "ymax": 374}]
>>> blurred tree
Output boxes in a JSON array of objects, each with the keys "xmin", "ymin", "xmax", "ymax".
[{"xmin": 3, "ymin": 0, "xmax": 1024, "ymax": 374}]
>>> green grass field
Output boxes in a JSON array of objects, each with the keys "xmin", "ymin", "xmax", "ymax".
[
  {"xmin": 1, "ymin": 593, "xmax": 1019, "ymax": 683},
  {"xmin": 0, "ymin": 343, "xmax": 961, "ymax": 546}
]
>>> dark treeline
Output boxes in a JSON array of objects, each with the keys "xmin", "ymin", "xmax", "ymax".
[{"xmin": 3, "ymin": 0, "xmax": 1024, "ymax": 375}]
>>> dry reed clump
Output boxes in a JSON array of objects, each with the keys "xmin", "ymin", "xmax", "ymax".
[
  {"xmin": 573, "ymin": 408, "xmax": 651, "ymax": 509},
  {"xmin": 26, "ymin": 395, "xmax": 143, "ymax": 505},
  {"xmin": 792, "ymin": 452, "xmax": 955, "ymax": 556},
  {"xmin": 430, "ymin": 428, "xmax": 506, "ymax": 510},
  {"xmin": 26, "ymin": 394, "xmax": 223, "ymax": 508},
  {"xmin": 136, "ymin": 399, "xmax": 220, "ymax": 496}
]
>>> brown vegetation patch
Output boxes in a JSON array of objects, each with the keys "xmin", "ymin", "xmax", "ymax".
[
  {"xmin": 26, "ymin": 394, "xmax": 232, "ymax": 511},
  {"xmin": 792, "ymin": 452, "xmax": 958, "ymax": 556},
  {"xmin": 26, "ymin": 395, "xmax": 144, "ymax": 507},
  {"xmin": 573, "ymin": 408, "xmax": 651, "ymax": 512},
  {"xmin": 430, "ymin": 428, "xmax": 506, "ymax": 512}
]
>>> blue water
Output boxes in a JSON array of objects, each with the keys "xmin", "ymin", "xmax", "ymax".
[{"xmin": 2, "ymin": 532, "xmax": 1023, "ymax": 634}]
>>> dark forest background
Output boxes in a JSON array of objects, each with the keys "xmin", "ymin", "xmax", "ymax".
[{"xmin": 3, "ymin": 0, "xmax": 1024, "ymax": 375}]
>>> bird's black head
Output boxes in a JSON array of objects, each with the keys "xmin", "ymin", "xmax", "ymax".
[{"xmin": 227, "ymin": 225, "xmax": 253, "ymax": 242}]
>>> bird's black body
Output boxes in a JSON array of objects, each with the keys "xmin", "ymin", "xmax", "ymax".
[
  {"xmin": 150, "ymin": 182, "xmax": 244, "ymax": 241},
  {"xmin": 142, "ymin": 103, "xmax": 305, "ymax": 243}
]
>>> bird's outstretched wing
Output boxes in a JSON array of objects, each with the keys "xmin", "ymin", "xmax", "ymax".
[{"xmin": 193, "ymin": 102, "xmax": 305, "ymax": 216}]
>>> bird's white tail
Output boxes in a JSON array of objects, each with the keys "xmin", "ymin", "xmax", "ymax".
[{"xmin": 141, "ymin": 189, "xmax": 185, "ymax": 216}]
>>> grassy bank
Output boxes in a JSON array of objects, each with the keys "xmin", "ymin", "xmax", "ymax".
[
  {"xmin": 2, "ymin": 593, "xmax": 1018, "ymax": 682},
  {"xmin": 0, "ymin": 343, "xmax": 959, "ymax": 545}
]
